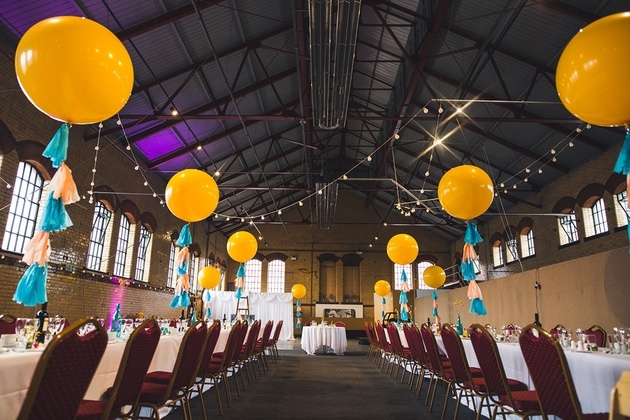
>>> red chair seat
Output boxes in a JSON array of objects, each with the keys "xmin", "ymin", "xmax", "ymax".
[
  {"xmin": 138, "ymin": 381, "xmax": 169, "ymax": 403},
  {"xmin": 498, "ymin": 390, "xmax": 540, "ymax": 411},
  {"xmin": 144, "ymin": 371, "xmax": 172, "ymax": 384},
  {"xmin": 76, "ymin": 399, "xmax": 108, "ymax": 418}
]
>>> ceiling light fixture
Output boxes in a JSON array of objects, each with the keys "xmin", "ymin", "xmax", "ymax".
[
  {"xmin": 170, "ymin": 107, "xmax": 178, "ymax": 116},
  {"xmin": 308, "ymin": 0, "xmax": 362, "ymax": 129}
]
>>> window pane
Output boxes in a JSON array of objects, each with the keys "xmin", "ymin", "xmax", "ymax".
[
  {"xmin": 2, "ymin": 162, "xmax": 43, "ymax": 253},
  {"xmin": 267, "ymin": 260, "xmax": 285, "ymax": 293},
  {"xmin": 614, "ymin": 190, "xmax": 629, "ymax": 227},
  {"xmin": 167, "ymin": 244, "xmax": 176, "ymax": 288},
  {"xmin": 493, "ymin": 245, "xmax": 504, "ymax": 267},
  {"xmin": 506, "ymin": 237, "xmax": 518, "ymax": 263},
  {"xmin": 244, "ymin": 260, "xmax": 262, "ymax": 292},
  {"xmin": 520, "ymin": 230, "xmax": 535, "ymax": 258},
  {"xmin": 394, "ymin": 264, "xmax": 412, "ymax": 290},
  {"xmin": 86, "ymin": 202, "xmax": 112, "ymax": 271},
  {"xmin": 558, "ymin": 212, "xmax": 579, "ymax": 245},
  {"xmin": 114, "ymin": 216, "xmax": 131, "ymax": 277},
  {"xmin": 134, "ymin": 226, "xmax": 151, "ymax": 282}
]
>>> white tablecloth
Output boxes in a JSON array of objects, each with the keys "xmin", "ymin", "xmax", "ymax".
[
  {"xmin": 434, "ymin": 335, "xmax": 630, "ymax": 414},
  {"xmin": 0, "ymin": 329, "xmax": 231, "ymax": 420},
  {"xmin": 300, "ymin": 326, "xmax": 347, "ymax": 355}
]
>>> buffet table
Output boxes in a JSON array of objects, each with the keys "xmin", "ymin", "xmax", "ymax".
[
  {"xmin": 300, "ymin": 325, "xmax": 347, "ymax": 355},
  {"xmin": 0, "ymin": 329, "xmax": 230, "ymax": 420}
]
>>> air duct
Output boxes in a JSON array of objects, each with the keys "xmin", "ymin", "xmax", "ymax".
[{"xmin": 308, "ymin": 0, "xmax": 362, "ymax": 130}]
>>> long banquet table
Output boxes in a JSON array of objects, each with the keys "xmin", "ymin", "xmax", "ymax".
[
  {"xmin": 300, "ymin": 325, "xmax": 347, "ymax": 355},
  {"xmin": 432, "ymin": 334, "xmax": 630, "ymax": 414},
  {"xmin": 0, "ymin": 329, "xmax": 231, "ymax": 420}
]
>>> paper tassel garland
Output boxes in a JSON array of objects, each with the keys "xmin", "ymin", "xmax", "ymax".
[
  {"xmin": 461, "ymin": 222, "xmax": 487, "ymax": 316},
  {"xmin": 399, "ymin": 268, "xmax": 409, "ymax": 322},
  {"xmin": 235, "ymin": 264, "xmax": 245, "ymax": 299},
  {"xmin": 295, "ymin": 299, "xmax": 302, "ymax": 328},
  {"xmin": 13, "ymin": 263, "xmax": 48, "ymax": 306},
  {"xmin": 203, "ymin": 289, "xmax": 212, "ymax": 319},
  {"xmin": 613, "ymin": 129, "xmax": 630, "ymax": 245},
  {"xmin": 170, "ymin": 246, "xmax": 191, "ymax": 308},
  {"xmin": 42, "ymin": 124, "xmax": 68, "ymax": 168}
]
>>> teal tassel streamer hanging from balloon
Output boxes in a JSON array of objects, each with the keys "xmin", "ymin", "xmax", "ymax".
[
  {"xmin": 295, "ymin": 299, "xmax": 302, "ymax": 329},
  {"xmin": 432, "ymin": 290, "xmax": 439, "ymax": 317},
  {"xmin": 399, "ymin": 268, "xmax": 409, "ymax": 322},
  {"xmin": 613, "ymin": 128, "xmax": 630, "ymax": 246},
  {"xmin": 382, "ymin": 297, "xmax": 386, "ymax": 319},
  {"xmin": 176, "ymin": 224, "xmax": 192, "ymax": 248},
  {"xmin": 42, "ymin": 124, "xmax": 68, "ymax": 168},
  {"xmin": 13, "ymin": 263, "xmax": 48, "ymax": 306},
  {"xmin": 461, "ymin": 222, "xmax": 487, "ymax": 316},
  {"xmin": 203, "ymin": 289, "xmax": 212, "ymax": 319},
  {"xmin": 235, "ymin": 264, "xmax": 245, "ymax": 299}
]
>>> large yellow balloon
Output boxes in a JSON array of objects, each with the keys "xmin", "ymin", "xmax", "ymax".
[
  {"xmin": 198, "ymin": 266, "xmax": 221, "ymax": 289},
  {"xmin": 437, "ymin": 165, "xmax": 494, "ymax": 220},
  {"xmin": 374, "ymin": 280, "xmax": 391, "ymax": 297},
  {"xmin": 423, "ymin": 265, "xmax": 446, "ymax": 289},
  {"xmin": 165, "ymin": 169, "xmax": 219, "ymax": 222},
  {"xmin": 556, "ymin": 12, "xmax": 630, "ymax": 127},
  {"xmin": 386, "ymin": 234, "xmax": 419, "ymax": 265},
  {"xmin": 15, "ymin": 16, "xmax": 134, "ymax": 124},
  {"xmin": 291, "ymin": 284, "xmax": 307, "ymax": 299},
  {"xmin": 226, "ymin": 231, "xmax": 258, "ymax": 263}
]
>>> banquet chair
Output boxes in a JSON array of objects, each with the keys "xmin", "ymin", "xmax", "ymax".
[
  {"xmin": 199, "ymin": 321, "xmax": 244, "ymax": 415},
  {"xmin": 76, "ymin": 318, "xmax": 161, "ymax": 419},
  {"xmin": 585, "ymin": 324, "xmax": 607, "ymax": 347},
  {"xmin": 135, "ymin": 320, "xmax": 208, "ymax": 420},
  {"xmin": 253, "ymin": 320, "xmax": 274, "ymax": 374},
  {"xmin": 469, "ymin": 323, "xmax": 542, "ymax": 419},
  {"xmin": 234, "ymin": 320, "xmax": 261, "ymax": 388},
  {"xmin": 334, "ymin": 321, "xmax": 346, "ymax": 327},
  {"xmin": 519, "ymin": 323, "xmax": 609, "ymax": 419},
  {"xmin": 17, "ymin": 318, "xmax": 108, "ymax": 420},
  {"xmin": 610, "ymin": 371, "xmax": 630, "ymax": 420},
  {"xmin": 401, "ymin": 324, "xmax": 428, "ymax": 394},
  {"xmin": 386, "ymin": 323, "xmax": 413, "ymax": 383},
  {"xmin": 550, "ymin": 324, "xmax": 565, "ymax": 339},
  {"xmin": 364, "ymin": 322, "xmax": 379, "ymax": 363},
  {"xmin": 0, "ymin": 313, "xmax": 17, "ymax": 336},
  {"xmin": 226, "ymin": 320, "xmax": 250, "ymax": 396},
  {"xmin": 192, "ymin": 320, "xmax": 221, "ymax": 420},
  {"xmin": 374, "ymin": 321, "xmax": 394, "ymax": 372},
  {"xmin": 419, "ymin": 323, "xmax": 458, "ymax": 416},
  {"xmin": 267, "ymin": 320, "xmax": 283, "ymax": 362}
]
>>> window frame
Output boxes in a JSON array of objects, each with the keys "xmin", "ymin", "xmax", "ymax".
[
  {"xmin": 266, "ymin": 259, "xmax": 286, "ymax": 293},
  {"xmin": 134, "ymin": 225, "xmax": 152, "ymax": 282},
  {"xmin": 558, "ymin": 211, "xmax": 579, "ymax": 245},
  {"xmin": 614, "ymin": 190, "xmax": 629, "ymax": 227},
  {"xmin": 393, "ymin": 263, "xmax": 413, "ymax": 291},
  {"xmin": 416, "ymin": 261, "xmax": 434, "ymax": 290},
  {"xmin": 244, "ymin": 259, "xmax": 262, "ymax": 292},
  {"xmin": 113, "ymin": 215, "xmax": 132, "ymax": 277},
  {"xmin": 86, "ymin": 201, "xmax": 112, "ymax": 271}
]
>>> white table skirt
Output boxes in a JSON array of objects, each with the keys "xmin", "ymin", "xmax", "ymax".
[
  {"xmin": 300, "ymin": 326, "xmax": 347, "ymax": 355},
  {"xmin": 0, "ymin": 328, "xmax": 231, "ymax": 420}
]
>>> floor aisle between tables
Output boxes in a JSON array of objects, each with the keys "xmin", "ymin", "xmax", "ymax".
[{"xmin": 168, "ymin": 339, "xmax": 480, "ymax": 420}]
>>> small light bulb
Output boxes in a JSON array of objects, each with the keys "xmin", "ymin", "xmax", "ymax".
[
  {"xmin": 383, "ymin": 222, "xmax": 388, "ymax": 226},
  {"xmin": 576, "ymin": 128, "xmax": 582, "ymax": 133},
  {"xmin": 95, "ymin": 146, "xmax": 99, "ymax": 151},
  {"xmin": 226, "ymin": 217, "xmax": 230, "ymax": 221},
  {"xmin": 394, "ymin": 133, "xmax": 400, "ymax": 140},
  {"xmin": 538, "ymin": 169, "xmax": 543, "ymax": 174},
  {"xmin": 500, "ymin": 183, "xmax": 505, "ymax": 188},
  {"xmin": 525, "ymin": 168, "xmax": 530, "ymax": 173},
  {"xmin": 278, "ymin": 210, "xmax": 282, "ymax": 215},
  {"xmin": 318, "ymin": 190, "xmax": 323, "ymax": 195},
  {"xmin": 261, "ymin": 215, "xmax": 265, "ymax": 220},
  {"xmin": 116, "ymin": 120, "xmax": 121, "ymax": 125},
  {"xmin": 367, "ymin": 155, "xmax": 372, "ymax": 162},
  {"xmin": 438, "ymin": 107, "xmax": 444, "ymax": 113},
  {"xmin": 569, "ymin": 141, "xmax": 574, "ymax": 147},
  {"xmin": 299, "ymin": 201, "xmax": 303, "ymax": 206},
  {"xmin": 513, "ymin": 185, "xmax": 517, "ymax": 189},
  {"xmin": 551, "ymin": 149, "xmax": 556, "ymax": 155},
  {"xmin": 126, "ymin": 145, "xmax": 131, "ymax": 151},
  {"xmin": 134, "ymin": 165, "xmax": 139, "ymax": 170},
  {"xmin": 552, "ymin": 157, "xmax": 557, "ymax": 162},
  {"xmin": 342, "ymin": 174, "xmax": 348, "ymax": 180},
  {"xmin": 98, "ymin": 122, "xmax": 103, "ymax": 128},
  {"xmin": 423, "ymin": 107, "xmax": 428, "ymax": 114},
  {"xmin": 524, "ymin": 178, "xmax": 528, "ymax": 183},
  {"xmin": 144, "ymin": 181, "xmax": 148, "ymax": 186},
  {"xmin": 420, "ymin": 189, "xmax": 425, "ymax": 194}
]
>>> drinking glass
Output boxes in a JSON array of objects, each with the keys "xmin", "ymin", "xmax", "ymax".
[{"xmin": 15, "ymin": 318, "xmax": 37, "ymax": 349}]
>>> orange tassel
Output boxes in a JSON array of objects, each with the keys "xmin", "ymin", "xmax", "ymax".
[{"xmin": 49, "ymin": 163, "xmax": 80, "ymax": 205}]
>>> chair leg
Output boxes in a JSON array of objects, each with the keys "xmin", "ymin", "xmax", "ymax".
[
  {"xmin": 223, "ymin": 371, "xmax": 233, "ymax": 406},
  {"xmin": 196, "ymin": 383, "xmax": 208, "ymax": 420},
  {"xmin": 441, "ymin": 382, "xmax": 454, "ymax": 420},
  {"xmin": 212, "ymin": 376, "xmax": 223, "ymax": 416}
]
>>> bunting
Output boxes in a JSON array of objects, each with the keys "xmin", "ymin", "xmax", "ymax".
[{"xmin": 170, "ymin": 226, "xmax": 192, "ymax": 308}]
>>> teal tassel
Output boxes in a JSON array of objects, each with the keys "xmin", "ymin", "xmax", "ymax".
[
  {"xmin": 400, "ymin": 308, "xmax": 409, "ymax": 322},
  {"xmin": 432, "ymin": 307, "xmax": 438, "ymax": 317},
  {"xmin": 13, "ymin": 263, "xmax": 48, "ymax": 306},
  {"xmin": 235, "ymin": 287, "xmax": 242, "ymax": 299},
  {"xmin": 206, "ymin": 308, "xmax": 211, "ymax": 318},
  {"xmin": 237, "ymin": 264, "xmax": 245, "ymax": 277},
  {"xmin": 40, "ymin": 193, "xmax": 73, "ymax": 232},
  {"xmin": 381, "ymin": 310, "xmax": 385, "ymax": 318},
  {"xmin": 169, "ymin": 290, "xmax": 190, "ymax": 308},
  {"xmin": 461, "ymin": 260, "xmax": 476, "ymax": 281},
  {"xmin": 43, "ymin": 124, "xmax": 69, "ymax": 168},
  {"xmin": 613, "ymin": 129, "xmax": 630, "ymax": 174},
  {"xmin": 177, "ymin": 261, "xmax": 188, "ymax": 277},
  {"xmin": 456, "ymin": 315, "xmax": 464, "ymax": 335},
  {"xmin": 296, "ymin": 311, "xmax": 302, "ymax": 317},
  {"xmin": 296, "ymin": 299, "xmax": 301, "ymax": 306},
  {"xmin": 190, "ymin": 311, "xmax": 197, "ymax": 324},
  {"xmin": 464, "ymin": 222, "xmax": 483, "ymax": 246},
  {"xmin": 176, "ymin": 224, "xmax": 192, "ymax": 247},
  {"xmin": 296, "ymin": 323, "xmax": 301, "ymax": 329},
  {"xmin": 399, "ymin": 291, "xmax": 408, "ymax": 304},
  {"xmin": 469, "ymin": 298, "xmax": 487, "ymax": 316},
  {"xmin": 401, "ymin": 269, "xmax": 408, "ymax": 282},
  {"xmin": 382, "ymin": 297, "xmax": 386, "ymax": 305},
  {"xmin": 432, "ymin": 290, "xmax": 438, "ymax": 300}
]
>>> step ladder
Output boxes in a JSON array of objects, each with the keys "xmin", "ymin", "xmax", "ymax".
[{"xmin": 236, "ymin": 296, "xmax": 249, "ymax": 321}]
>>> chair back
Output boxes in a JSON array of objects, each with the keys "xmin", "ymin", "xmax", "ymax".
[
  {"xmin": 210, "ymin": 321, "xmax": 241, "ymax": 373},
  {"xmin": 386, "ymin": 323, "xmax": 404, "ymax": 356},
  {"xmin": 585, "ymin": 324, "xmax": 607, "ymax": 347},
  {"xmin": 240, "ymin": 320, "xmax": 261, "ymax": 361},
  {"xmin": 18, "ymin": 318, "xmax": 108, "ymax": 420},
  {"xmin": 105, "ymin": 318, "xmax": 161, "ymax": 417},
  {"xmin": 164, "ymin": 320, "xmax": 208, "ymax": 400},
  {"xmin": 196, "ymin": 320, "xmax": 221, "ymax": 377},
  {"xmin": 374, "ymin": 322, "xmax": 391, "ymax": 352},
  {"xmin": 519, "ymin": 323, "xmax": 586, "ymax": 419},
  {"xmin": 0, "ymin": 314, "xmax": 17, "ymax": 335},
  {"xmin": 441, "ymin": 323, "xmax": 476, "ymax": 385},
  {"xmin": 469, "ymin": 323, "xmax": 512, "ymax": 397},
  {"xmin": 258, "ymin": 320, "xmax": 274, "ymax": 349},
  {"xmin": 334, "ymin": 321, "xmax": 346, "ymax": 327},
  {"xmin": 419, "ymin": 324, "xmax": 445, "ymax": 374},
  {"xmin": 269, "ymin": 320, "xmax": 283, "ymax": 345},
  {"xmin": 403, "ymin": 324, "xmax": 428, "ymax": 368}
]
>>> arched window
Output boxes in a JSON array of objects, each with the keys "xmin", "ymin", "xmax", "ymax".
[
  {"xmin": 244, "ymin": 259, "xmax": 262, "ymax": 292},
  {"xmin": 558, "ymin": 212, "xmax": 579, "ymax": 245},
  {"xmin": 188, "ymin": 253, "xmax": 199, "ymax": 293},
  {"xmin": 113, "ymin": 215, "xmax": 133, "ymax": 277},
  {"xmin": 517, "ymin": 218, "xmax": 535, "ymax": 258},
  {"xmin": 417, "ymin": 261, "xmax": 434, "ymax": 290},
  {"xmin": 2, "ymin": 162, "xmax": 44, "ymax": 253},
  {"xmin": 504, "ymin": 227, "xmax": 519, "ymax": 264},
  {"xmin": 393, "ymin": 263, "xmax": 413, "ymax": 291},
  {"xmin": 614, "ymin": 190, "xmax": 628, "ymax": 227},
  {"xmin": 582, "ymin": 198, "xmax": 608, "ymax": 237},
  {"xmin": 267, "ymin": 259, "xmax": 285, "ymax": 293},
  {"xmin": 86, "ymin": 201, "xmax": 113, "ymax": 271},
  {"xmin": 490, "ymin": 232, "xmax": 504, "ymax": 267},
  {"xmin": 134, "ymin": 225, "xmax": 152, "ymax": 282}
]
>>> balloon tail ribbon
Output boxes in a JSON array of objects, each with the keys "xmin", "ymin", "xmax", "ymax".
[
  {"xmin": 42, "ymin": 124, "xmax": 69, "ymax": 168},
  {"xmin": 398, "ymin": 268, "xmax": 409, "ymax": 322},
  {"xmin": 467, "ymin": 280, "xmax": 487, "ymax": 316},
  {"xmin": 13, "ymin": 263, "xmax": 48, "ymax": 306},
  {"xmin": 295, "ymin": 299, "xmax": 302, "ymax": 328},
  {"xmin": 235, "ymin": 263, "xmax": 245, "ymax": 299},
  {"xmin": 176, "ymin": 224, "xmax": 192, "ymax": 247},
  {"xmin": 382, "ymin": 297, "xmax": 386, "ymax": 319},
  {"xmin": 461, "ymin": 222, "xmax": 487, "ymax": 315},
  {"xmin": 170, "ymin": 248, "xmax": 190, "ymax": 308},
  {"xmin": 203, "ymin": 289, "xmax": 212, "ymax": 319},
  {"xmin": 613, "ymin": 129, "xmax": 630, "ymax": 251},
  {"xmin": 432, "ymin": 290, "xmax": 439, "ymax": 317}
]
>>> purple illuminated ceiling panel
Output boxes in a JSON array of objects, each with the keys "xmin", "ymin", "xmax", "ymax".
[{"xmin": 135, "ymin": 130, "xmax": 184, "ymax": 161}]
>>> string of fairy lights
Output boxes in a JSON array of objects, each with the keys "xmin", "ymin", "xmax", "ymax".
[{"xmin": 93, "ymin": 99, "xmax": 590, "ymax": 245}]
